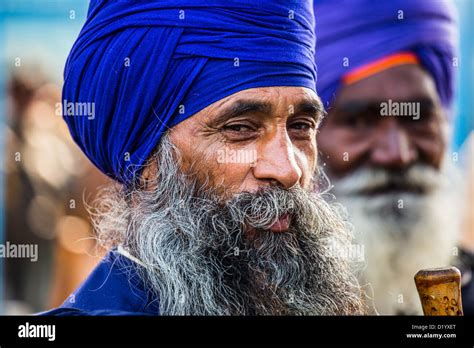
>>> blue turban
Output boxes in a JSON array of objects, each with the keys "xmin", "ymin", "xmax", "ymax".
[
  {"xmin": 314, "ymin": 0, "xmax": 458, "ymax": 111},
  {"xmin": 63, "ymin": 0, "xmax": 317, "ymax": 185}
]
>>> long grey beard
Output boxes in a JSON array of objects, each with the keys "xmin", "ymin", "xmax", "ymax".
[
  {"xmin": 330, "ymin": 163, "xmax": 462, "ymax": 315},
  {"xmin": 92, "ymin": 134, "xmax": 365, "ymax": 315}
]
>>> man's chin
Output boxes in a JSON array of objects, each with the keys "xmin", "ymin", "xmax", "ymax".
[{"xmin": 334, "ymin": 187, "xmax": 460, "ymax": 314}]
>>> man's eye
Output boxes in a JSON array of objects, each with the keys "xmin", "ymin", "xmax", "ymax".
[
  {"xmin": 223, "ymin": 124, "xmax": 254, "ymax": 132},
  {"xmin": 345, "ymin": 116, "xmax": 362, "ymax": 127},
  {"xmin": 340, "ymin": 114, "xmax": 372, "ymax": 128},
  {"xmin": 290, "ymin": 122, "xmax": 313, "ymax": 130}
]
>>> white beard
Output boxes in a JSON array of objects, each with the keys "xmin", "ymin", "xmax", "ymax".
[
  {"xmin": 330, "ymin": 162, "xmax": 462, "ymax": 315},
  {"xmin": 93, "ymin": 133, "xmax": 366, "ymax": 315}
]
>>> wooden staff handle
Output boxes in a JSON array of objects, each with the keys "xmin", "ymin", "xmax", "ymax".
[{"xmin": 414, "ymin": 266, "xmax": 463, "ymax": 316}]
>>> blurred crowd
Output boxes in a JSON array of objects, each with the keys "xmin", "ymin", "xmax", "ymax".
[
  {"xmin": 0, "ymin": 0, "xmax": 473, "ymax": 315},
  {"xmin": 4, "ymin": 69, "xmax": 107, "ymax": 313}
]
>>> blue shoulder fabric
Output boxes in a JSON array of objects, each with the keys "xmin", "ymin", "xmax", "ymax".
[
  {"xmin": 40, "ymin": 250, "xmax": 159, "ymax": 316},
  {"xmin": 40, "ymin": 308, "xmax": 153, "ymax": 316}
]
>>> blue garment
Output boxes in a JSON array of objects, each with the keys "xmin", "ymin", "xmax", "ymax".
[
  {"xmin": 62, "ymin": 0, "xmax": 317, "ymax": 185},
  {"xmin": 40, "ymin": 250, "xmax": 159, "ymax": 316},
  {"xmin": 459, "ymin": 248, "xmax": 474, "ymax": 316},
  {"xmin": 39, "ymin": 249, "xmax": 474, "ymax": 316},
  {"xmin": 314, "ymin": 0, "xmax": 458, "ymax": 113}
]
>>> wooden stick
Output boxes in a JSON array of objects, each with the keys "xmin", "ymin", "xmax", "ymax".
[{"xmin": 414, "ymin": 266, "xmax": 463, "ymax": 316}]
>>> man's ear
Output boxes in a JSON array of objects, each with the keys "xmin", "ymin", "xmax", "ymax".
[{"xmin": 140, "ymin": 159, "xmax": 159, "ymax": 191}]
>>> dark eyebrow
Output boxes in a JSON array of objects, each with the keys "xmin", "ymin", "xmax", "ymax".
[
  {"xmin": 333, "ymin": 100, "xmax": 379, "ymax": 115},
  {"xmin": 209, "ymin": 100, "xmax": 272, "ymax": 127},
  {"xmin": 292, "ymin": 99, "xmax": 326, "ymax": 123},
  {"xmin": 334, "ymin": 97, "xmax": 436, "ymax": 115}
]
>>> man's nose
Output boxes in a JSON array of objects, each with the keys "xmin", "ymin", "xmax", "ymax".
[
  {"xmin": 370, "ymin": 119, "xmax": 417, "ymax": 170},
  {"xmin": 252, "ymin": 130, "xmax": 302, "ymax": 189}
]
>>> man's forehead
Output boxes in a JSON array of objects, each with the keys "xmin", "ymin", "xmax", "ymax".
[
  {"xmin": 335, "ymin": 64, "xmax": 439, "ymax": 107},
  {"xmin": 206, "ymin": 86, "xmax": 322, "ymax": 117}
]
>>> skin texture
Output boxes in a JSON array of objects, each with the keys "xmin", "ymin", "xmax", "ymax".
[
  {"xmin": 146, "ymin": 86, "xmax": 325, "ymax": 199},
  {"xmin": 317, "ymin": 64, "xmax": 448, "ymax": 178},
  {"xmin": 96, "ymin": 86, "xmax": 367, "ymax": 315}
]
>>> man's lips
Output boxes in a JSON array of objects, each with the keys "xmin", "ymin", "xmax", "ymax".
[
  {"xmin": 355, "ymin": 182, "xmax": 427, "ymax": 196},
  {"xmin": 244, "ymin": 214, "xmax": 292, "ymax": 238},
  {"xmin": 269, "ymin": 214, "xmax": 291, "ymax": 233}
]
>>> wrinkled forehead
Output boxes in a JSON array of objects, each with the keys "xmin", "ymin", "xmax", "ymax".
[
  {"xmin": 333, "ymin": 64, "xmax": 440, "ymax": 107},
  {"xmin": 197, "ymin": 86, "xmax": 323, "ymax": 122}
]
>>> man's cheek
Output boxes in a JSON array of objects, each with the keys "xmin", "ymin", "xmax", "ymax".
[
  {"xmin": 216, "ymin": 163, "xmax": 253, "ymax": 197},
  {"xmin": 318, "ymin": 128, "xmax": 367, "ymax": 176},
  {"xmin": 316, "ymin": 128, "xmax": 342, "ymax": 168},
  {"xmin": 416, "ymin": 140, "xmax": 445, "ymax": 170},
  {"xmin": 294, "ymin": 143, "xmax": 317, "ymax": 189},
  {"xmin": 187, "ymin": 147, "xmax": 244, "ymax": 197}
]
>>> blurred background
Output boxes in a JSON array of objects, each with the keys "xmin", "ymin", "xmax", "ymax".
[
  {"xmin": 0, "ymin": 0, "xmax": 108, "ymax": 314},
  {"xmin": 0, "ymin": 0, "xmax": 472, "ymax": 314}
]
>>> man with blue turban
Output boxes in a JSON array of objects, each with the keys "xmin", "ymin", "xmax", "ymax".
[
  {"xmin": 314, "ymin": 0, "xmax": 473, "ymax": 315},
  {"xmin": 42, "ymin": 0, "xmax": 366, "ymax": 315}
]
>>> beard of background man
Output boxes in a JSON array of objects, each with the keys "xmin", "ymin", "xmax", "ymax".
[
  {"xmin": 330, "ymin": 161, "xmax": 461, "ymax": 314},
  {"xmin": 91, "ymin": 133, "xmax": 366, "ymax": 316}
]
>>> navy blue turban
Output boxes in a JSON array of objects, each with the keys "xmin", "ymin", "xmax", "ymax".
[
  {"xmin": 314, "ymin": 0, "xmax": 458, "ymax": 111},
  {"xmin": 63, "ymin": 0, "xmax": 317, "ymax": 185}
]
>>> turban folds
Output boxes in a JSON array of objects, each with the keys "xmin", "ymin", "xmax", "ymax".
[
  {"xmin": 314, "ymin": 0, "xmax": 458, "ymax": 111},
  {"xmin": 63, "ymin": 0, "xmax": 317, "ymax": 184}
]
